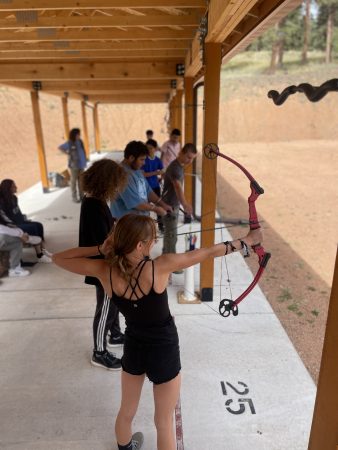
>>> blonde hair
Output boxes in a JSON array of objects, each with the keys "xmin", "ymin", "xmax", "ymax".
[{"xmin": 107, "ymin": 214, "xmax": 157, "ymax": 280}]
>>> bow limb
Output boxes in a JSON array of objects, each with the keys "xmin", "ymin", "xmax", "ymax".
[{"xmin": 203, "ymin": 143, "xmax": 271, "ymax": 317}]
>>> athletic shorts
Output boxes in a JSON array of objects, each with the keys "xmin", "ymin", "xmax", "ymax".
[{"xmin": 121, "ymin": 318, "xmax": 181, "ymax": 385}]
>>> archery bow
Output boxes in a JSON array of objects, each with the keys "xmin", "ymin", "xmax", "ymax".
[{"xmin": 203, "ymin": 143, "xmax": 271, "ymax": 317}]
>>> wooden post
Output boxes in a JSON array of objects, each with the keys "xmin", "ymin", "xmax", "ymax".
[
  {"xmin": 61, "ymin": 95, "xmax": 70, "ymax": 139},
  {"xmin": 81, "ymin": 100, "xmax": 90, "ymax": 159},
  {"xmin": 93, "ymin": 103, "xmax": 101, "ymax": 153},
  {"xmin": 308, "ymin": 247, "xmax": 338, "ymax": 450},
  {"xmin": 200, "ymin": 42, "xmax": 222, "ymax": 301},
  {"xmin": 169, "ymin": 96, "xmax": 176, "ymax": 132},
  {"xmin": 175, "ymin": 89, "xmax": 183, "ymax": 138},
  {"xmin": 184, "ymin": 77, "xmax": 194, "ymax": 204},
  {"xmin": 30, "ymin": 90, "xmax": 49, "ymax": 193}
]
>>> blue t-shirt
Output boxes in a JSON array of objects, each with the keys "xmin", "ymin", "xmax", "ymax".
[
  {"xmin": 58, "ymin": 140, "xmax": 87, "ymax": 170},
  {"xmin": 110, "ymin": 163, "xmax": 152, "ymax": 218},
  {"xmin": 141, "ymin": 156, "xmax": 163, "ymax": 189}
]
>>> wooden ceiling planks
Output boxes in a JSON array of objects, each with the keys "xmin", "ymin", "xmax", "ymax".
[{"xmin": 0, "ymin": 0, "xmax": 301, "ymax": 103}]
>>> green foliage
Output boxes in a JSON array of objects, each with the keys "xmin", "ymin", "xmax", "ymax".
[
  {"xmin": 287, "ymin": 303, "xmax": 299, "ymax": 312},
  {"xmin": 278, "ymin": 288, "xmax": 292, "ymax": 302},
  {"xmin": 247, "ymin": 0, "xmax": 338, "ymax": 55},
  {"xmin": 312, "ymin": 1, "xmax": 338, "ymax": 50}
]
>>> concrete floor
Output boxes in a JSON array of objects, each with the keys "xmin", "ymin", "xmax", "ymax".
[{"xmin": 0, "ymin": 153, "xmax": 315, "ymax": 450}]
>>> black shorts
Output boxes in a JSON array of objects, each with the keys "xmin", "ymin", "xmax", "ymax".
[{"xmin": 121, "ymin": 318, "xmax": 181, "ymax": 385}]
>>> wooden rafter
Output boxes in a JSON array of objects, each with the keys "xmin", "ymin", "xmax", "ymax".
[
  {"xmin": 0, "ymin": 1, "xmax": 207, "ymax": 11},
  {"xmin": 206, "ymin": 0, "xmax": 259, "ymax": 43},
  {"xmin": 0, "ymin": 49, "xmax": 186, "ymax": 60},
  {"xmin": 80, "ymin": 93, "xmax": 169, "ymax": 102},
  {"xmin": 0, "ymin": 28, "xmax": 195, "ymax": 41},
  {"xmin": 3, "ymin": 79, "xmax": 173, "ymax": 92},
  {"xmin": 0, "ymin": 40, "xmax": 191, "ymax": 51},
  {"xmin": 0, "ymin": 13, "xmax": 202, "ymax": 29},
  {"xmin": 0, "ymin": 61, "xmax": 183, "ymax": 81}
]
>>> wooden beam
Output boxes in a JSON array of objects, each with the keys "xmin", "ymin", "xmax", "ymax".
[
  {"xmin": 0, "ymin": 40, "xmax": 191, "ymax": 52},
  {"xmin": 30, "ymin": 90, "xmax": 49, "ymax": 192},
  {"xmin": 174, "ymin": 89, "xmax": 183, "ymax": 136},
  {"xmin": 0, "ymin": 61, "xmax": 183, "ymax": 81},
  {"xmin": 169, "ymin": 96, "xmax": 175, "ymax": 131},
  {"xmin": 5, "ymin": 79, "xmax": 173, "ymax": 92},
  {"xmin": 61, "ymin": 95, "xmax": 70, "ymax": 139},
  {"xmin": 0, "ymin": 49, "xmax": 186, "ymax": 60},
  {"xmin": 81, "ymin": 100, "xmax": 90, "ymax": 159},
  {"xmin": 200, "ymin": 42, "xmax": 222, "ymax": 302},
  {"xmin": 0, "ymin": 1, "xmax": 206, "ymax": 11},
  {"xmin": 184, "ymin": 77, "xmax": 194, "ymax": 203},
  {"xmin": 93, "ymin": 104, "xmax": 101, "ymax": 153},
  {"xmin": 0, "ymin": 13, "xmax": 202, "ymax": 29},
  {"xmin": 85, "ymin": 93, "xmax": 168, "ymax": 103},
  {"xmin": 308, "ymin": 248, "xmax": 338, "ymax": 450},
  {"xmin": 208, "ymin": 0, "xmax": 260, "ymax": 43},
  {"xmin": 185, "ymin": 32, "xmax": 203, "ymax": 77},
  {"xmin": 0, "ymin": 28, "xmax": 194, "ymax": 42},
  {"xmin": 206, "ymin": 0, "xmax": 260, "ymax": 43}
]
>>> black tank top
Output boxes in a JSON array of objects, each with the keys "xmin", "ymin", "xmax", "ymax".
[{"xmin": 110, "ymin": 259, "xmax": 171, "ymax": 327}]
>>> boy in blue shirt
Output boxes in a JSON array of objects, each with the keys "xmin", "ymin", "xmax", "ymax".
[
  {"xmin": 110, "ymin": 141, "xmax": 171, "ymax": 220},
  {"xmin": 142, "ymin": 139, "xmax": 164, "ymax": 231}
]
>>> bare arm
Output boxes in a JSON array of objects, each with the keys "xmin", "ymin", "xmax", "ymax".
[
  {"xmin": 148, "ymin": 190, "xmax": 172, "ymax": 213},
  {"xmin": 142, "ymin": 169, "xmax": 163, "ymax": 178},
  {"xmin": 134, "ymin": 200, "xmax": 167, "ymax": 216},
  {"xmin": 172, "ymin": 179, "xmax": 192, "ymax": 215},
  {"xmin": 52, "ymin": 245, "xmax": 106, "ymax": 279},
  {"xmin": 155, "ymin": 229, "xmax": 263, "ymax": 276}
]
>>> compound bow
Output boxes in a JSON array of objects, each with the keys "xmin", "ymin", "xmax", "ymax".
[{"xmin": 203, "ymin": 143, "xmax": 271, "ymax": 317}]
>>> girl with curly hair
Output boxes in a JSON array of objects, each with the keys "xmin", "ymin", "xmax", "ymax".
[{"xmin": 79, "ymin": 158, "xmax": 128, "ymax": 371}]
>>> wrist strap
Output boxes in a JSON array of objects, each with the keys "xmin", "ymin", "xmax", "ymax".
[
  {"xmin": 240, "ymin": 240, "xmax": 250, "ymax": 257},
  {"xmin": 223, "ymin": 240, "xmax": 236, "ymax": 255}
]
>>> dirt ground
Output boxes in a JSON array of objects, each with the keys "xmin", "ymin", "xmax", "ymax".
[{"xmin": 0, "ymin": 83, "xmax": 337, "ymax": 383}]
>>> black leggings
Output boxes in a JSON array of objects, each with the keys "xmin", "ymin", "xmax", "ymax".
[
  {"xmin": 19, "ymin": 221, "xmax": 44, "ymax": 240},
  {"xmin": 93, "ymin": 284, "xmax": 121, "ymax": 352}
]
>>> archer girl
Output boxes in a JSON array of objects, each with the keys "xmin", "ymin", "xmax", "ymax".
[{"xmin": 52, "ymin": 214, "xmax": 262, "ymax": 450}]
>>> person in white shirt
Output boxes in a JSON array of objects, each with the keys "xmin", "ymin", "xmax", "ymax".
[
  {"xmin": 160, "ymin": 129, "xmax": 181, "ymax": 169},
  {"xmin": 0, "ymin": 224, "xmax": 32, "ymax": 277}
]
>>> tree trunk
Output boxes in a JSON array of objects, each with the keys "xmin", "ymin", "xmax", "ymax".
[
  {"xmin": 301, "ymin": 0, "xmax": 311, "ymax": 64},
  {"xmin": 277, "ymin": 36, "xmax": 285, "ymax": 68},
  {"xmin": 270, "ymin": 21, "xmax": 285, "ymax": 72},
  {"xmin": 325, "ymin": 5, "xmax": 335, "ymax": 64}
]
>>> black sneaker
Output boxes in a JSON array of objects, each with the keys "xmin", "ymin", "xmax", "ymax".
[
  {"xmin": 91, "ymin": 351, "xmax": 121, "ymax": 371},
  {"xmin": 131, "ymin": 432, "xmax": 144, "ymax": 450},
  {"xmin": 107, "ymin": 332, "xmax": 125, "ymax": 348}
]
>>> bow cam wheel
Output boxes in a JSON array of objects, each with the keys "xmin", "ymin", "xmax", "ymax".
[{"xmin": 203, "ymin": 143, "xmax": 219, "ymax": 159}]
